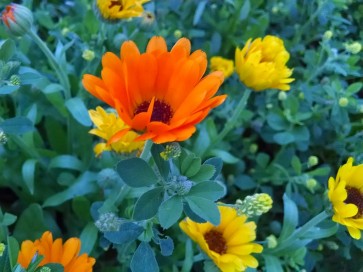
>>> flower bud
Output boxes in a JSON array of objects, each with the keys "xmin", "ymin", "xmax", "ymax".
[
  {"xmin": 307, "ymin": 156, "xmax": 319, "ymax": 167},
  {"xmin": 323, "ymin": 30, "xmax": 333, "ymax": 41},
  {"xmin": 278, "ymin": 91, "xmax": 287, "ymax": 101},
  {"xmin": 338, "ymin": 97, "xmax": 349, "ymax": 107},
  {"xmin": 235, "ymin": 193, "xmax": 273, "ymax": 217},
  {"xmin": 82, "ymin": 49, "xmax": 95, "ymax": 61},
  {"xmin": 39, "ymin": 267, "xmax": 51, "ymax": 272},
  {"xmin": 266, "ymin": 234, "xmax": 278, "ymax": 248},
  {"xmin": 174, "ymin": 30, "xmax": 182, "ymax": 39},
  {"xmin": 0, "ymin": 243, "xmax": 5, "ymax": 256},
  {"xmin": 0, "ymin": 129, "xmax": 7, "ymax": 144},
  {"xmin": 345, "ymin": 42, "xmax": 362, "ymax": 54},
  {"xmin": 9, "ymin": 74, "xmax": 21, "ymax": 85},
  {"xmin": 141, "ymin": 11, "xmax": 155, "ymax": 27},
  {"xmin": 249, "ymin": 143, "xmax": 258, "ymax": 154},
  {"xmin": 167, "ymin": 175, "xmax": 193, "ymax": 196},
  {"xmin": 2, "ymin": 4, "xmax": 33, "ymax": 37},
  {"xmin": 306, "ymin": 178, "xmax": 317, "ymax": 192},
  {"xmin": 95, "ymin": 212, "xmax": 122, "ymax": 232},
  {"xmin": 160, "ymin": 142, "xmax": 181, "ymax": 160}
]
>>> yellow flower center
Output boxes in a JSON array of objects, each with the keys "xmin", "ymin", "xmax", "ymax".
[
  {"xmin": 345, "ymin": 186, "xmax": 363, "ymax": 218},
  {"xmin": 109, "ymin": 0, "xmax": 123, "ymax": 11},
  {"xmin": 134, "ymin": 99, "xmax": 174, "ymax": 124},
  {"xmin": 204, "ymin": 230, "xmax": 227, "ymax": 255}
]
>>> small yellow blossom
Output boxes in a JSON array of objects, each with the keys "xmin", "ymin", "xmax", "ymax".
[
  {"xmin": 328, "ymin": 157, "xmax": 363, "ymax": 239},
  {"xmin": 323, "ymin": 30, "xmax": 333, "ymax": 41},
  {"xmin": 210, "ymin": 56, "xmax": 234, "ymax": 79},
  {"xmin": 88, "ymin": 106, "xmax": 144, "ymax": 156},
  {"xmin": 95, "ymin": 0, "xmax": 150, "ymax": 21},
  {"xmin": 82, "ymin": 49, "xmax": 95, "ymax": 61},
  {"xmin": 344, "ymin": 42, "xmax": 362, "ymax": 54},
  {"xmin": 235, "ymin": 35, "xmax": 294, "ymax": 91}
]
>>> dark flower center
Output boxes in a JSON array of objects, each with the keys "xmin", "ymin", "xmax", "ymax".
[
  {"xmin": 204, "ymin": 230, "xmax": 227, "ymax": 255},
  {"xmin": 109, "ymin": 1, "xmax": 123, "ymax": 11},
  {"xmin": 345, "ymin": 186, "xmax": 363, "ymax": 218},
  {"xmin": 134, "ymin": 99, "xmax": 173, "ymax": 124}
]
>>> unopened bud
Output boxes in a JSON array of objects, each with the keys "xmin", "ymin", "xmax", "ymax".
[
  {"xmin": 141, "ymin": 11, "xmax": 155, "ymax": 27},
  {"xmin": 0, "ymin": 243, "xmax": 5, "ymax": 256},
  {"xmin": 339, "ymin": 97, "xmax": 349, "ymax": 107},
  {"xmin": 174, "ymin": 30, "xmax": 182, "ymax": 39},
  {"xmin": 306, "ymin": 178, "xmax": 317, "ymax": 192},
  {"xmin": 95, "ymin": 212, "xmax": 122, "ymax": 232},
  {"xmin": 39, "ymin": 267, "xmax": 51, "ymax": 272},
  {"xmin": 307, "ymin": 156, "xmax": 319, "ymax": 167},
  {"xmin": 249, "ymin": 144, "xmax": 258, "ymax": 154},
  {"xmin": 160, "ymin": 142, "xmax": 181, "ymax": 160},
  {"xmin": 82, "ymin": 49, "xmax": 95, "ymax": 61},
  {"xmin": 325, "ymin": 241, "xmax": 339, "ymax": 250},
  {"xmin": 167, "ymin": 175, "xmax": 193, "ymax": 196},
  {"xmin": 298, "ymin": 92, "xmax": 305, "ymax": 100},
  {"xmin": 345, "ymin": 42, "xmax": 362, "ymax": 54},
  {"xmin": 266, "ymin": 234, "xmax": 278, "ymax": 248},
  {"xmin": 1, "ymin": 4, "xmax": 33, "ymax": 37},
  {"xmin": 235, "ymin": 193, "xmax": 273, "ymax": 217},
  {"xmin": 9, "ymin": 74, "xmax": 21, "ymax": 85},
  {"xmin": 323, "ymin": 30, "xmax": 333, "ymax": 41},
  {"xmin": 278, "ymin": 91, "xmax": 287, "ymax": 101},
  {"xmin": 0, "ymin": 130, "xmax": 7, "ymax": 144}
]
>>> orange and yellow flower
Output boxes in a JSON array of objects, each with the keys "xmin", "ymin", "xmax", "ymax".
[
  {"xmin": 235, "ymin": 35, "xmax": 294, "ymax": 91},
  {"xmin": 179, "ymin": 206, "xmax": 263, "ymax": 272},
  {"xmin": 89, "ymin": 106, "xmax": 144, "ymax": 156},
  {"xmin": 95, "ymin": 0, "xmax": 150, "ymax": 21},
  {"xmin": 328, "ymin": 157, "xmax": 363, "ymax": 239},
  {"xmin": 82, "ymin": 36, "xmax": 226, "ymax": 144},
  {"xmin": 17, "ymin": 231, "xmax": 95, "ymax": 271}
]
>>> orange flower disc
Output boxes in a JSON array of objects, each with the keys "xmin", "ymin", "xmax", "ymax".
[{"xmin": 82, "ymin": 36, "xmax": 226, "ymax": 144}]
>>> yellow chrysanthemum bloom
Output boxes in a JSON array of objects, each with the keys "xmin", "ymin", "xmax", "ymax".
[
  {"xmin": 235, "ymin": 35, "xmax": 294, "ymax": 91},
  {"xmin": 89, "ymin": 106, "xmax": 144, "ymax": 156},
  {"xmin": 210, "ymin": 56, "xmax": 234, "ymax": 79},
  {"xmin": 18, "ymin": 231, "xmax": 95, "ymax": 271},
  {"xmin": 95, "ymin": 0, "xmax": 150, "ymax": 21},
  {"xmin": 179, "ymin": 206, "xmax": 263, "ymax": 272},
  {"xmin": 328, "ymin": 157, "xmax": 363, "ymax": 239}
]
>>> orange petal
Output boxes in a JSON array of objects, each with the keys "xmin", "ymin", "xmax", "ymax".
[
  {"xmin": 132, "ymin": 97, "xmax": 155, "ymax": 131},
  {"xmin": 152, "ymin": 131, "xmax": 177, "ymax": 143},
  {"xmin": 171, "ymin": 37, "xmax": 191, "ymax": 58},
  {"xmin": 120, "ymin": 40, "xmax": 140, "ymax": 61},
  {"xmin": 107, "ymin": 128, "xmax": 130, "ymax": 145},
  {"xmin": 102, "ymin": 52, "xmax": 122, "ymax": 74},
  {"xmin": 51, "ymin": 238, "xmax": 63, "ymax": 263},
  {"xmin": 60, "ymin": 238, "xmax": 81, "ymax": 266},
  {"xmin": 146, "ymin": 36, "xmax": 167, "ymax": 56},
  {"xmin": 136, "ymin": 53, "xmax": 157, "ymax": 101}
]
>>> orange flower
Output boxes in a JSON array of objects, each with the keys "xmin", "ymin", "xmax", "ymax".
[
  {"xmin": 2, "ymin": 5, "xmax": 15, "ymax": 27},
  {"xmin": 82, "ymin": 36, "xmax": 226, "ymax": 144},
  {"xmin": 17, "ymin": 231, "xmax": 95, "ymax": 271}
]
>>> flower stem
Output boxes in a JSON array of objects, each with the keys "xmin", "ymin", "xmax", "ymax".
[
  {"xmin": 140, "ymin": 140, "xmax": 153, "ymax": 161},
  {"xmin": 202, "ymin": 88, "xmax": 251, "ymax": 157},
  {"xmin": 27, "ymin": 29, "xmax": 71, "ymax": 99}
]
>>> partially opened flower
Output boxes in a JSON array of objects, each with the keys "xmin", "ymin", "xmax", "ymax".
[
  {"xmin": 179, "ymin": 206, "xmax": 263, "ymax": 272},
  {"xmin": 210, "ymin": 56, "xmax": 234, "ymax": 79},
  {"xmin": 235, "ymin": 35, "xmax": 294, "ymax": 91},
  {"xmin": 95, "ymin": 0, "xmax": 150, "ymax": 21},
  {"xmin": 328, "ymin": 157, "xmax": 363, "ymax": 239},
  {"xmin": 17, "ymin": 231, "xmax": 95, "ymax": 271},
  {"xmin": 1, "ymin": 3, "xmax": 33, "ymax": 36},
  {"xmin": 89, "ymin": 106, "xmax": 144, "ymax": 156},
  {"xmin": 82, "ymin": 36, "xmax": 226, "ymax": 144}
]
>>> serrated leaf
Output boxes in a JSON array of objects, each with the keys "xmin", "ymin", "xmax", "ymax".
[
  {"xmin": 181, "ymin": 154, "xmax": 201, "ymax": 177},
  {"xmin": 131, "ymin": 242, "xmax": 159, "ymax": 272},
  {"xmin": 188, "ymin": 181, "xmax": 225, "ymax": 201},
  {"xmin": 133, "ymin": 187, "xmax": 164, "ymax": 221},
  {"xmin": 279, "ymin": 194, "xmax": 298, "ymax": 241},
  {"xmin": 117, "ymin": 158, "xmax": 158, "ymax": 187},
  {"xmin": 185, "ymin": 196, "xmax": 220, "ymax": 225},
  {"xmin": 203, "ymin": 157, "xmax": 223, "ymax": 180},
  {"xmin": 104, "ymin": 222, "xmax": 144, "ymax": 244},
  {"xmin": 158, "ymin": 196, "xmax": 183, "ymax": 229}
]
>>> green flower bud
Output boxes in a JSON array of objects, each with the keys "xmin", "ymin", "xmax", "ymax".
[
  {"xmin": 0, "ymin": 243, "xmax": 5, "ymax": 257},
  {"xmin": 307, "ymin": 156, "xmax": 319, "ymax": 167},
  {"xmin": 266, "ymin": 234, "xmax": 278, "ymax": 248},
  {"xmin": 278, "ymin": 91, "xmax": 287, "ymax": 101},
  {"xmin": 323, "ymin": 30, "xmax": 333, "ymax": 41},
  {"xmin": 235, "ymin": 193, "xmax": 273, "ymax": 217},
  {"xmin": 9, "ymin": 74, "xmax": 21, "ymax": 85},
  {"xmin": 249, "ymin": 143, "xmax": 258, "ymax": 154},
  {"xmin": 160, "ymin": 142, "xmax": 181, "ymax": 160},
  {"xmin": 306, "ymin": 178, "xmax": 317, "ymax": 192},
  {"xmin": 2, "ymin": 4, "xmax": 33, "ymax": 37},
  {"xmin": 95, "ymin": 212, "xmax": 122, "ymax": 232},
  {"xmin": 82, "ymin": 49, "xmax": 95, "ymax": 61},
  {"xmin": 338, "ymin": 97, "xmax": 349, "ymax": 107},
  {"xmin": 167, "ymin": 175, "xmax": 193, "ymax": 196},
  {"xmin": 39, "ymin": 267, "xmax": 51, "ymax": 272},
  {"xmin": 298, "ymin": 92, "xmax": 305, "ymax": 100},
  {"xmin": 0, "ymin": 130, "xmax": 7, "ymax": 144},
  {"xmin": 174, "ymin": 30, "xmax": 182, "ymax": 39},
  {"xmin": 345, "ymin": 42, "xmax": 362, "ymax": 54}
]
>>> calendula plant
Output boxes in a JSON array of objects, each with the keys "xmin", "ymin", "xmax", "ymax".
[{"xmin": 0, "ymin": 0, "xmax": 362, "ymax": 271}]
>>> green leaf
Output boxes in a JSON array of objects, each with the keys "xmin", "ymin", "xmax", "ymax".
[
  {"xmin": 22, "ymin": 159, "xmax": 37, "ymax": 194},
  {"xmin": 6, "ymin": 236, "xmax": 19, "ymax": 269},
  {"xmin": 65, "ymin": 97, "xmax": 92, "ymax": 127},
  {"xmin": 209, "ymin": 149, "xmax": 239, "ymax": 164},
  {"xmin": 43, "ymin": 172, "xmax": 97, "ymax": 207},
  {"xmin": 159, "ymin": 236, "xmax": 174, "ymax": 257},
  {"xmin": 104, "ymin": 222, "xmax": 143, "ymax": 244},
  {"xmin": 193, "ymin": 0, "xmax": 207, "ymax": 25},
  {"xmin": 0, "ymin": 117, "xmax": 34, "ymax": 134},
  {"xmin": 80, "ymin": 222, "xmax": 98, "ymax": 254},
  {"xmin": 203, "ymin": 157, "xmax": 223, "ymax": 180},
  {"xmin": 279, "ymin": 194, "xmax": 298, "ymax": 241},
  {"xmin": 273, "ymin": 132, "xmax": 295, "ymax": 145},
  {"xmin": 263, "ymin": 255, "xmax": 284, "ymax": 272},
  {"xmin": 38, "ymin": 264, "xmax": 64, "ymax": 272},
  {"xmin": 49, "ymin": 155, "xmax": 84, "ymax": 171},
  {"xmin": 189, "ymin": 164, "xmax": 215, "ymax": 182},
  {"xmin": 307, "ymin": 166, "xmax": 330, "ymax": 176},
  {"xmin": 188, "ymin": 181, "xmax": 225, "ymax": 201},
  {"xmin": 72, "ymin": 196, "xmax": 91, "ymax": 221},
  {"xmin": 291, "ymin": 156, "xmax": 302, "ymax": 174},
  {"xmin": 151, "ymin": 144, "xmax": 169, "ymax": 180},
  {"xmin": 256, "ymin": 153, "xmax": 270, "ymax": 168},
  {"xmin": 131, "ymin": 242, "xmax": 159, "ymax": 272},
  {"xmin": 117, "ymin": 158, "xmax": 158, "ymax": 187},
  {"xmin": 267, "ymin": 111, "xmax": 289, "ymax": 131},
  {"xmin": 181, "ymin": 154, "xmax": 201, "ymax": 177},
  {"xmin": 1, "ymin": 213, "xmax": 17, "ymax": 226},
  {"xmin": 0, "ymin": 39, "xmax": 16, "ymax": 61},
  {"xmin": 185, "ymin": 196, "xmax": 220, "ymax": 225},
  {"xmin": 0, "ymin": 247, "xmax": 10, "ymax": 272},
  {"xmin": 239, "ymin": 0, "xmax": 250, "ymax": 20},
  {"xmin": 42, "ymin": 84, "xmax": 68, "ymax": 117},
  {"xmin": 234, "ymin": 175, "xmax": 257, "ymax": 190},
  {"xmin": 158, "ymin": 196, "xmax": 183, "ymax": 229},
  {"xmin": 183, "ymin": 202, "xmax": 206, "ymax": 223},
  {"xmin": 346, "ymin": 82, "xmax": 362, "ymax": 95},
  {"xmin": 0, "ymin": 85, "xmax": 19, "ymax": 95},
  {"xmin": 133, "ymin": 187, "xmax": 164, "ymax": 221}
]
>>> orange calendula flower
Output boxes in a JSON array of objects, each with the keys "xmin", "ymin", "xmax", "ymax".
[
  {"xmin": 95, "ymin": 0, "xmax": 150, "ymax": 21},
  {"xmin": 328, "ymin": 157, "xmax": 363, "ymax": 239},
  {"xmin": 82, "ymin": 36, "xmax": 226, "ymax": 144},
  {"xmin": 89, "ymin": 106, "xmax": 144, "ymax": 156},
  {"xmin": 180, "ymin": 206, "xmax": 263, "ymax": 272},
  {"xmin": 235, "ymin": 35, "xmax": 294, "ymax": 91},
  {"xmin": 17, "ymin": 231, "xmax": 95, "ymax": 271}
]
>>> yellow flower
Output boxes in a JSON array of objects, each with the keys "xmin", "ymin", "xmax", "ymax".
[
  {"xmin": 235, "ymin": 35, "xmax": 294, "ymax": 91},
  {"xmin": 179, "ymin": 206, "xmax": 263, "ymax": 272},
  {"xmin": 17, "ymin": 231, "xmax": 95, "ymax": 271},
  {"xmin": 328, "ymin": 157, "xmax": 363, "ymax": 239},
  {"xmin": 95, "ymin": 0, "xmax": 150, "ymax": 21},
  {"xmin": 89, "ymin": 106, "xmax": 144, "ymax": 156},
  {"xmin": 210, "ymin": 56, "xmax": 234, "ymax": 79}
]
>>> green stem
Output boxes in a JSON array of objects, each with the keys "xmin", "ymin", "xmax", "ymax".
[
  {"xmin": 27, "ymin": 29, "xmax": 71, "ymax": 99},
  {"xmin": 271, "ymin": 210, "xmax": 330, "ymax": 254},
  {"xmin": 140, "ymin": 140, "xmax": 153, "ymax": 161},
  {"xmin": 202, "ymin": 88, "xmax": 251, "ymax": 157}
]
